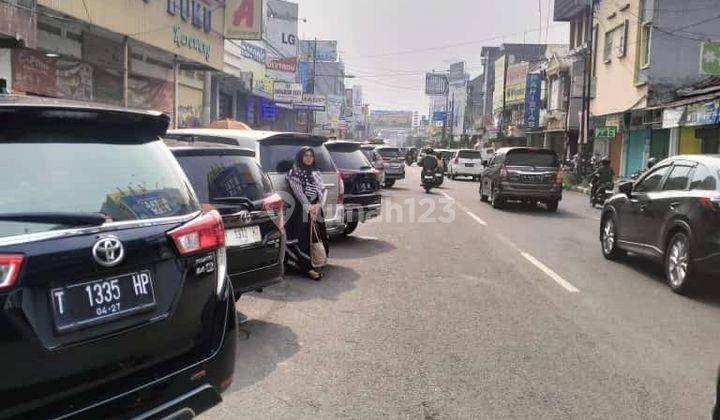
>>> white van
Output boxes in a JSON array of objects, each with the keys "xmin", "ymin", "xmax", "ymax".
[{"xmin": 448, "ymin": 149, "xmax": 484, "ymax": 181}]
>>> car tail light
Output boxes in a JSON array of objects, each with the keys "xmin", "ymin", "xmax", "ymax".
[
  {"xmin": 0, "ymin": 254, "xmax": 23, "ymax": 290},
  {"xmin": 339, "ymin": 170, "xmax": 355, "ymax": 179},
  {"xmin": 168, "ymin": 211, "xmax": 225, "ymax": 256},
  {"xmin": 555, "ymin": 171, "xmax": 563, "ymax": 185},
  {"xmin": 262, "ymin": 192, "xmax": 285, "ymax": 233},
  {"xmin": 337, "ymin": 171, "xmax": 345, "ymax": 204},
  {"xmin": 699, "ymin": 196, "xmax": 720, "ymax": 210},
  {"xmin": 500, "ymin": 166, "xmax": 509, "ymax": 182}
]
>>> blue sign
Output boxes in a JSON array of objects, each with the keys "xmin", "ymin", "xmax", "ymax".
[
  {"xmin": 432, "ymin": 111, "xmax": 447, "ymax": 122},
  {"xmin": 259, "ymin": 98, "xmax": 278, "ymax": 121},
  {"xmin": 298, "ymin": 61, "xmax": 311, "ymax": 92},
  {"xmin": 524, "ymin": 74, "xmax": 542, "ymax": 129}
]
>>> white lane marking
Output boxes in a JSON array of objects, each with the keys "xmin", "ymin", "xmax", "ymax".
[
  {"xmin": 354, "ymin": 236, "xmax": 379, "ymax": 241},
  {"xmin": 441, "ymin": 192, "xmax": 488, "ymax": 226},
  {"xmin": 521, "ymin": 252, "xmax": 580, "ymax": 293},
  {"xmin": 465, "ymin": 211, "xmax": 488, "ymax": 226}
]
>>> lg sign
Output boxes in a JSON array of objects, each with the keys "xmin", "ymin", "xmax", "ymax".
[{"xmin": 283, "ymin": 33, "xmax": 296, "ymax": 46}]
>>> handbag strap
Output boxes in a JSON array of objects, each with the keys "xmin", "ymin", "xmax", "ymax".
[{"xmin": 310, "ymin": 220, "xmax": 320, "ymax": 241}]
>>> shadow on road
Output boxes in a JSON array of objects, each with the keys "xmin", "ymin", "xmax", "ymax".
[
  {"xmin": 492, "ymin": 201, "xmax": 584, "ymax": 219},
  {"xmin": 331, "ymin": 235, "xmax": 397, "ymax": 259},
  {"xmin": 252, "ymin": 265, "xmax": 361, "ymax": 303},
  {"xmin": 228, "ymin": 318, "xmax": 299, "ymax": 392}
]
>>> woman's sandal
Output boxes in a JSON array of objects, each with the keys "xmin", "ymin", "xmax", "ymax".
[{"xmin": 307, "ymin": 271, "xmax": 323, "ymax": 281}]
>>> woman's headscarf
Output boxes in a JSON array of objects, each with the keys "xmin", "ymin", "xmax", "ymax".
[{"xmin": 288, "ymin": 146, "xmax": 323, "ymax": 202}]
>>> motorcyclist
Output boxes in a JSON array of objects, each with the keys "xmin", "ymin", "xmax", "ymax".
[
  {"xmin": 420, "ymin": 148, "xmax": 439, "ymax": 172},
  {"xmin": 590, "ymin": 157, "xmax": 614, "ymax": 198}
]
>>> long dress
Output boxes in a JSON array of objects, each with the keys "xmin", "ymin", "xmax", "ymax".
[{"xmin": 285, "ymin": 172, "xmax": 329, "ymax": 273}]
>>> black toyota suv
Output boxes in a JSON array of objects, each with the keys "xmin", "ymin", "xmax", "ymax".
[
  {"xmin": 0, "ymin": 96, "xmax": 236, "ymax": 419},
  {"xmin": 326, "ymin": 141, "xmax": 382, "ymax": 236},
  {"xmin": 167, "ymin": 141, "xmax": 285, "ymax": 301}
]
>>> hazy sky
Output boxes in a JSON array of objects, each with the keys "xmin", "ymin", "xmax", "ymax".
[{"xmin": 298, "ymin": 0, "xmax": 569, "ymax": 115}]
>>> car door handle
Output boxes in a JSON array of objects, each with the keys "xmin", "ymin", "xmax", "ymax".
[{"xmin": 669, "ymin": 202, "xmax": 680, "ymax": 211}]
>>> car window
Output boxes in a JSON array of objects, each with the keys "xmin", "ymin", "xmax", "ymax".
[
  {"xmin": 690, "ymin": 164, "xmax": 718, "ymax": 191},
  {"xmin": 505, "ymin": 150, "xmax": 559, "ymax": 167},
  {"xmin": 259, "ymin": 139, "xmax": 336, "ymax": 173},
  {"xmin": 458, "ymin": 150, "xmax": 482, "ymax": 159},
  {"xmin": 635, "ymin": 165, "xmax": 671, "ymax": 193},
  {"xmin": 173, "ymin": 153, "xmax": 273, "ymax": 203},
  {"xmin": 330, "ymin": 149, "xmax": 372, "ymax": 170},
  {"xmin": 0, "ymin": 140, "xmax": 199, "ymax": 239},
  {"xmin": 662, "ymin": 165, "xmax": 693, "ymax": 191},
  {"xmin": 376, "ymin": 148, "xmax": 400, "ymax": 158}
]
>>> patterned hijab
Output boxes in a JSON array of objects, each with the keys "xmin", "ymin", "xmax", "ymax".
[{"xmin": 289, "ymin": 146, "xmax": 323, "ymax": 202}]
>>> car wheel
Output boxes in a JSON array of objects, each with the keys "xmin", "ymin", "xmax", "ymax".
[
  {"xmin": 601, "ymin": 214, "xmax": 626, "ymax": 260},
  {"xmin": 491, "ymin": 185, "xmax": 504, "ymax": 209},
  {"xmin": 384, "ymin": 179, "xmax": 395, "ymax": 188},
  {"xmin": 451, "ymin": 173, "xmax": 456, "ymax": 180},
  {"xmin": 665, "ymin": 231, "xmax": 697, "ymax": 294},
  {"xmin": 546, "ymin": 200, "xmax": 559, "ymax": 212},
  {"xmin": 342, "ymin": 220, "xmax": 359, "ymax": 236}
]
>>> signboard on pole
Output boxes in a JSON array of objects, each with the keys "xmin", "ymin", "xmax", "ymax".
[
  {"xmin": 524, "ymin": 73, "xmax": 542, "ymax": 129},
  {"xmin": 225, "ymin": 0, "xmax": 263, "ymax": 40},
  {"xmin": 299, "ymin": 40, "xmax": 338, "ymax": 62},
  {"xmin": 425, "ymin": 73, "xmax": 448, "ymax": 95},
  {"xmin": 700, "ymin": 41, "xmax": 720, "ymax": 76},
  {"xmin": 273, "ymin": 81, "xmax": 302, "ymax": 102}
]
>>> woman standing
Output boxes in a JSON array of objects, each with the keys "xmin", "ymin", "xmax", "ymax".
[{"xmin": 286, "ymin": 147, "xmax": 329, "ymax": 280}]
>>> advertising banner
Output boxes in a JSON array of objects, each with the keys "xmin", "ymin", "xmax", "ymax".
[
  {"xmin": 225, "ymin": 0, "xmax": 263, "ymax": 40},
  {"xmin": 273, "ymin": 81, "xmax": 303, "ymax": 102},
  {"xmin": 700, "ymin": 41, "xmax": 720, "ymax": 76},
  {"xmin": 505, "ymin": 62, "xmax": 529, "ymax": 105},
  {"xmin": 370, "ymin": 110, "xmax": 413, "ymax": 129},
  {"xmin": 12, "ymin": 49, "xmax": 57, "ymax": 97},
  {"xmin": 684, "ymin": 99, "xmax": 720, "ymax": 127},
  {"xmin": 299, "ymin": 40, "xmax": 338, "ymax": 62},
  {"xmin": 425, "ymin": 72, "xmax": 448, "ymax": 95},
  {"xmin": 293, "ymin": 94, "xmax": 326, "ymax": 111},
  {"xmin": 264, "ymin": 0, "xmax": 298, "ymax": 82},
  {"xmin": 662, "ymin": 106, "xmax": 685, "ymax": 128},
  {"xmin": 240, "ymin": 41, "xmax": 266, "ymax": 64},
  {"xmin": 266, "ymin": 56, "xmax": 298, "ymax": 73},
  {"xmin": 524, "ymin": 73, "xmax": 542, "ymax": 129},
  {"xmin": 493, "ymin": 56, "xmax": 506, "ymax": 112}
]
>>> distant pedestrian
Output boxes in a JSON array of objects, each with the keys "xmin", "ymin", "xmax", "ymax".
[{"xmin": 285, "ymin": 146, "xmax": 329, "ymax": 281}]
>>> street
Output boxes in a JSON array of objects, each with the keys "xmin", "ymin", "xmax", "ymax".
[{"xmin": 209, "ymin": 165, "xmax": 720, "ymax": 419}]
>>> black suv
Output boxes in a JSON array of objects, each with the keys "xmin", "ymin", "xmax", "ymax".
[
  {"xmin": 326, "ymin": 141, "xmax": 382, "ymax": 236},
  {"xmin": 0, "ymin": 96, "xmax": 236, "ymax": 418},
  {"xmin": 167, "ymin": 142, "xmax": 285, "ymax": 301},
  {"xmin": 479, "ymin": 147, "xmax": 563, "ymax": 212},
  {"xmin": 600, "ymin": 155, "xmax": 720, "ymax": 294}
]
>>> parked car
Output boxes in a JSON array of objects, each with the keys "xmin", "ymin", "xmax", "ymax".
[
  {"xmin": 165, "ymin": 129, "xmax": 345, "ymax": 236},
  {"xmin": 599, "ymin": 155, "xmax": 720, "ymax": 294},
  {"xmin": 326, "ymin": 141, "xmax": 382, "ymax": 236},
  {"xmin": 448, "ymin": 149, "xmax": 484, "ymax": 181},
  {"xmin": 167, "ymin": 141, "xmax": 285, "ymax": 301},
  {"xmin": 375, "ymin": 146, "xmax": 405, "ymax": 188},
  {"xmin": 479, "ymin": 147, "xmax": 563, "ymax": 212},
  {"xmin": 361, "ymin": 144, "xmax": 386, "ymax": 187},
  {"xmin": 0, "ymin": 96, "xmax": 236, "ymax": 418}
]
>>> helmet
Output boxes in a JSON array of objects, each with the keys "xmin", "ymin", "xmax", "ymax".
[
  {"xmin": 647, "ymin": 157, "xmax": 658, "ymax": 168},
  {"xmin": 424, "ymin": 147, "xmax": 434, "ymax": 154}
]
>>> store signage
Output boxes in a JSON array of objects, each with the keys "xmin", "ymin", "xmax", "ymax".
[
  {"xmin": 701, "ymin": 41, "xmax": 720, "ymax": 76},
  {"xmin": 524, "ymin": 73, "xmax": 542, "ymax": 129},
  {"xmin": 595, "ymin": 126, "xmax": 618, "ymax": 139},
  {"xmin": 299, "ymin": 40, "xmax": 338, "ymax": 62},
  {"xmin": 172, "ymin": 24, "xmax": 211, "ymax": 61},
  {"xmin": 273, "ymin": 82, "xmax": 302, "ymax": 102},
  {"xmin": 292, "ymin": 94, "xmax": 326, "ymax": 111},
  {"xmin": 240, "ymin": 41, "xmax": 266, "ymax": 64},
  {"xmin": 685, "ymin": 99, "xmax": 720, "ymax": 127},
  {"xmin": 267, "ymin": 56, "xmax": 298, "ymax": 73},
  {"xmin": 506, "ymin": 62, "xmax": 529, "ymax": 105},
  {"xmin": 166, "ymin": 0, "xmax": 213, "ymax": 33},
  {"xmin": 432, "ymin": 111, "xmax": 447, "ymax": 122},
  {"xmin": 225, "ymin": 0, "xmax": 263, "ymax": 40}
]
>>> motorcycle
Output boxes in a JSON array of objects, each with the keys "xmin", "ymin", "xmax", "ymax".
[
  {"xmin": 590, "ymin": 176, "xmax": 614, "ymax": 208},
  {"xmin": 422, "ymin": 169, "xmax": 437, "ymax": 193}
]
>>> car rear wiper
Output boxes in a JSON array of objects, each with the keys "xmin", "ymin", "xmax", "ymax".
[
  {"xmin": 360, "ymin": 166, "xmax": 373, "ymax": 170},
  {"xmin": 0, "ymin": 212, "xmax": 106, "ymax": 226},
  {"xmin": 210, "ymin": 197, "xmax": 254, "ymax": 208}
]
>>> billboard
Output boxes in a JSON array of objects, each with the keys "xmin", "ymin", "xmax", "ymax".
[
  {"xmin": 225, "ymin": 0, "xmax": 263, "ymax": 40},
  {"xmin": 273, "ymin": 81, "xmax": 302, "ymax": 102},
  {"xmin": 449, "ymin": 61, "xmax": 466, "ymax": 84},
  {"xmin": 701, "ymin": 41, "xmax": 720, "ymax": 76},
  {"xmin": 299, "ymin": 40, "xmax": 338, "ymax": 62},
  {"xmin": 264, "ymin": 0, "xmax": 298, "ymax": 82},
  {"xmin": 505, "ymin": 62, "xmax": 529, "ymax": 105},
  {"xmin": 370, "ymin": 110, "xmax": 413, "ymax": 129},
  {"xmin": 425, "ymin": 72, "xmax": 448, "ymax": 95},
  {"xmin": 493, "ymin": 56, "xmax": 506, "ymax": 112}
]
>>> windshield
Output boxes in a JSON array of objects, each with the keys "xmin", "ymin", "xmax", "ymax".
[
  {"xmin": 0, "ymin": 140, "xmax": 198, "ymax": 238},
  {"xmin": 506, "ymin": 150, "xmax": 559, "ymax": 167},
  {"xmin": 259, "ymin": 140, "xmax": 336, "ymax": 173},
  {"xmin": 330, "ymin": 149, "xmax": 372, "ymax": 170},
  {"xmin": 174, "ymin": 154, "xmax": 273, "ymax": 203},
  {"xmin": 376, "ymin": 148, "xmax": 400, "ymax": 158},
  {"xmin": 458, "ymin": 151, "xmax": 481, "ymax": 159}
]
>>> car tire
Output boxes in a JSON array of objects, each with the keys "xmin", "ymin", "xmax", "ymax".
[
  {"xmin": 665, "ymin": 231, "xmax": 697, "ymax": 295},
  {"xmin": 601, "ymin": 214, "xmax": 626, "ymax": 260},
  {"xmin": 451, "ymin": 172, "xmax": 456, "ymax": 180},
  {"xmin": 342, "ymin": 220, "xmax": 359, "ymax": 236},
  {"xmin": 546, "ymin": 200, "xmax": 559, "ymax": 212},
  {"xmin": 384, "ymin": 179, "xmax": 395, "ymax": 188},
  {"xmin": 491, "ymin": 186, "xmax": 504, "ymax": 209}
]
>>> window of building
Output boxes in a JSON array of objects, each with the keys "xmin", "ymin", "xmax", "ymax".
[
  {"xmin": 603, "ymin": 29, "xmax": 613, "ymax": 62},
  {"xmin": 640, "ymin": 23, "xmax": 652, "ymax": 67}
]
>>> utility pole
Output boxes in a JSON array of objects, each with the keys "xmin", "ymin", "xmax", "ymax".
[
  {"xmin": 307, "ymin": 38, "xmax": 318, "ymax": 134},
  {"xmin": 582, "ymin": 1, "xmax": 596, "ymax": 151}
]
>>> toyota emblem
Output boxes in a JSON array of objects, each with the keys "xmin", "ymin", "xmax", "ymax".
[
  {"xmin": 237, "ymin": 211, "xmax": 252, "ymax": 225},
  {"xmin": 92, "ymin": 236, "xmax": 125, "ymax": 267}
]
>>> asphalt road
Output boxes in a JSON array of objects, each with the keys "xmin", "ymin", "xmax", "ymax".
[{"xmin": 206, "ymin": 165, "xmax": 720, "ymax": 419}]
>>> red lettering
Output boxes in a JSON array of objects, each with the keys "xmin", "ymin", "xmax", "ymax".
[{"xmin": 233, "ymin": 0, "xmax": 254, "ymax": 27}]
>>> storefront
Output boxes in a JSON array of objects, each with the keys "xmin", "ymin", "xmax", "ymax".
[{"xmin": 661, "ymin": 94, "xmax": 720, "ymax": 157}]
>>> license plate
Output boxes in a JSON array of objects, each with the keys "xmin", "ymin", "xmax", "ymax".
[
  {"xmin": 522, "ymin": 175, "xmax": 541, "ymax": 183},
  {"xmin": 465, "ymin": 163, "xmax": 474, "ymax": 167},
  {"xmin": 50, "ymin": 271, "xmax": 156, "ymax": 333},
  {"xmin": 226, "ymin": 225, "xmax": 262, "ymax": 247},
  {"xmin": 360, "ymin": 182, "xmax": 373, "ymax": 191}
]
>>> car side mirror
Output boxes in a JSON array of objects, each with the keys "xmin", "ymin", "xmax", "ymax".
[{"xmin": 618, "ymin": 181, "xmax": 633, "ymax": 196}]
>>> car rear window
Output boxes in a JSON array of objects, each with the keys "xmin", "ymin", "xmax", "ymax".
[
  {"xmin": 329, "ymin": 149, "xmax": 372, "ymax": 170},
  {"xmin": 259, "ymin": 139, "xmax": 336, "ymax": 173},
  {"xmin": 173, "ymin": 153, "xmax": 273, "ymax": 203},
  {"xmin": 0, "ymin": 140, "xmax": 198, "ymax": 239},
  {"xmin": 458, "ymin": 150, "xmax": 481, "ymax": 159},
  {"xmin": 376, "ymin": 148, "xmax": 400, "ymax": 158},
  {"xmin": 505, "ymin": 150, "xmax": 559, "ymax": 167}
]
